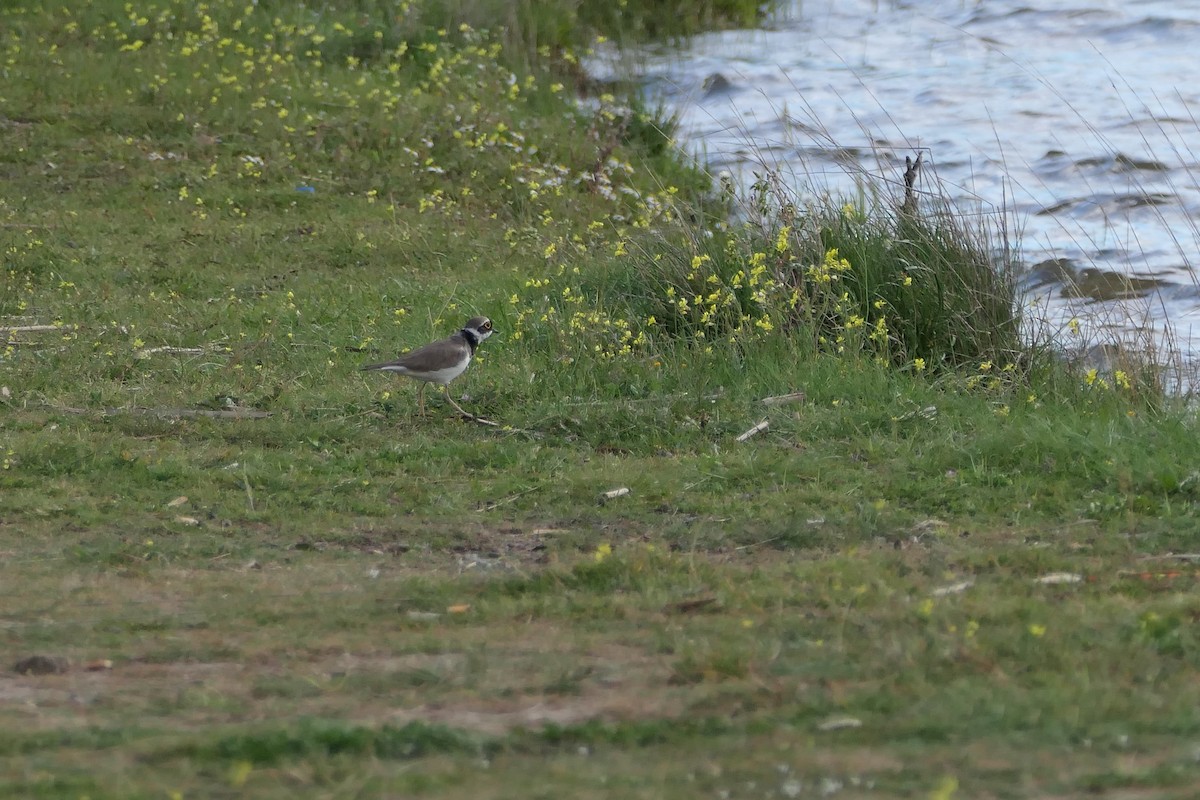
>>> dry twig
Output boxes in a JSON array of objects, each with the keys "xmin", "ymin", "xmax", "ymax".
[
  {"xmin": 735, "ymin": 419, "xmax": 769, "ymax": 442},
  {"xmin": 901, "ymin": 152, "xmax": 924, "ymax": 215}
]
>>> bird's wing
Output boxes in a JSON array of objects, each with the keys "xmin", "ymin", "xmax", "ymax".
[{"xmin": 360, "ymin": 336, "xmax": 462, "ymax": 372}]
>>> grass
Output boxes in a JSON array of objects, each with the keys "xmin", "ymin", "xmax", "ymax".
[{"xmin": 2, "ymin": 0, "xmax": 1200, "ymax": 797}]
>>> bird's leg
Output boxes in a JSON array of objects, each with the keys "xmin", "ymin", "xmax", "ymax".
[
  {"xmin": 417, "ymin": 383, "xmax": 427, "ymax": 416},
  {"xmin": 441, "ymin": 385, "xmax": 473, "ymax": 419}
]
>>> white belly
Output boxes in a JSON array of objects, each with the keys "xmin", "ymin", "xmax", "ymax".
[{"xmin": 385, "ymin": 361, "xmax": 469, "ymax": 385}]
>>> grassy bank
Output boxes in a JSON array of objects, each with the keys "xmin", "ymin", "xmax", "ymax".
[{"xmin": 2, "ymin": 1, "xmax": 1199, "ymax": 797}]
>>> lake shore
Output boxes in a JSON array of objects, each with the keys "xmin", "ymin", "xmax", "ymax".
[{"xmin": 1, "ymin": 2, "xmax": 1199, "ymax": 796}]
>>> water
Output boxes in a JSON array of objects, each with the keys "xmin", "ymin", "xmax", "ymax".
[{"xmin": 614, "ymin": 0, "xmax": 1200, "ymax": 370}]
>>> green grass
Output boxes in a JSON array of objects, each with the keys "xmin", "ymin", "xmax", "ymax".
[{"xmin": 2, "ymin": 1, "xmax": 1200, "ymax": 797}]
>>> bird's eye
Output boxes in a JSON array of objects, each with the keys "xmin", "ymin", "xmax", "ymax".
[{"xmin": 482, "ymin": 320, "xmax": 492, "ymax": 331}]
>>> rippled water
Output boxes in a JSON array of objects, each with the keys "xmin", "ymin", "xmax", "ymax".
[{"xmin": 617, "ymin": 0, "xmax": 1200, "ymax": 366}]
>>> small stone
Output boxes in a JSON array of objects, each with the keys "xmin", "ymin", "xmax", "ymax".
[
  {"xmin": 1034, "ymin": 572, "xmax": 1083, "ymax": 584},
  {"xmin": 817, "ymin": 715, "xmax": 862, "ymax": 732},
  {"xmin": 702, "ymin": 72, "xmax": 734, "ymax": 95}
]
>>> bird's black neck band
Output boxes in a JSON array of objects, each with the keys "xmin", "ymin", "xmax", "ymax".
[{"xmin": 461, "ymin": 328, "xmax": 480, "ymax": 354}]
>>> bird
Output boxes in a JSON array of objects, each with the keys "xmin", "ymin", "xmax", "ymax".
[{"xmin": 360, "ymin": 316, "xmax": 494, "ymax": 417}]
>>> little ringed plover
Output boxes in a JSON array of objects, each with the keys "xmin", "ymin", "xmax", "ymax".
[{"xmin": 361, "ymin": 315, "xmax": 493, "ymax": 417}]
